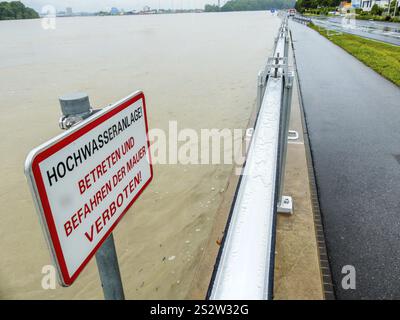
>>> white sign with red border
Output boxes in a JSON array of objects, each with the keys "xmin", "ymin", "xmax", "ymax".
[{"xmin": 25, "ymin": 91, "xmax": 153, "ymax": 286}]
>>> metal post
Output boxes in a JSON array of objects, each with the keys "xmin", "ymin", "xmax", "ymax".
[
  {"xmin": 256, "ymin": 70, "xmax": 265, "ymax": 112},
  {"xmin": 58, "ymin": 92, "xmax": 125, "ymax": 300},
  {"xmin": 275, "ymin": 20, "xmax": 295, "ymax": 214},
  {"xmin": 277, "ymin": 69, "xmax": 294, "ymax": 214},
  {"xmin": 284, "ymin": 35, "xmax": 289, "ymax": 59},
  {"xmin": 95, "ymin": 234, "xmax": 125, "ymax": 300}
]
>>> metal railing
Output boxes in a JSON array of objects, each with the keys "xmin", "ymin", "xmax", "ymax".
[
  {"xmin": 292, "ymin": 14, "xmax": 312, "ymax": 25},
  {"xmin": 208, "ymin": 17, "xmax": 294, "ymax": 300}
]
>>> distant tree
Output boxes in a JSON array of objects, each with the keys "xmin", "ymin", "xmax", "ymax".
[
  {"xmin": 204, "ymin": 4, "xmax": 220, "ymax": 12},
  {"xmin": 205, "ymin": 0, "xmax": 296, "ymax": 12},
  {"xmin": 389, "ymin": 0, "xmax": 400, "ymax": 16},
  {"xmin": 370, "ymin": 4, "xmax": 383, "ymax": 16},
  {"xmin": 296, "ymin": 0, "xmax": 343, "ymax": 12},
  {"xmin": 0, "ymin": 1, "xmax": 39, "ymax": 20}
]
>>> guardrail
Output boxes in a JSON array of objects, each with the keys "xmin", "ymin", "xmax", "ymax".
[
  {"xmin": 208, "ymin": 17, "xmax": 294, "ymax": 300},
  {"xmin": 292, "ymin": 14, "xmax": 312, "ymax": 25}
]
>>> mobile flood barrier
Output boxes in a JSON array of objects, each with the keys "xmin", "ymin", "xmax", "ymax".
[
  {"xmin": 208, "ymin": 18, "xmax": 294, "ymax": 300},
  {"xmin": 292, "ymin": 15, "xmax": 312, "ymax": 25}
]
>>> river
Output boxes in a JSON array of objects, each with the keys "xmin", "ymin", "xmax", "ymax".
[{"xmin": 0, "ymin": 11, "xmax": 280, "ymax": 299}]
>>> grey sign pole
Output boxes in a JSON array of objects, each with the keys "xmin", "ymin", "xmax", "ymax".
[
  {"xmin": 95, "ymin": 234, "xmax": 125, "ymax": 300},
  {"xmin": 58, "ymin": 92, "xmax": 125, "ymax": 300}
]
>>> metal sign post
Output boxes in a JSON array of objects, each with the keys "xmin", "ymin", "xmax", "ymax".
[
  {"xmin": 59, "ymin": 93, "xmax": 125, "ymax": 300},
  {"xmin": 95, "ymin": 234, "xmax": 125, "ymax": 300}
]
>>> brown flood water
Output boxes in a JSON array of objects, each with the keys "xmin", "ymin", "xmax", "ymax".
[{"xmin": 0, "ymin": 11, "xmax": 280, "ymax": 299}]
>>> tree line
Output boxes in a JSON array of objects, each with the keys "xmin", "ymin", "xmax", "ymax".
[
  {"xmin": 294, "ymin": 0, "xmax": 341, "ymax": 11},
  {"xmin": 0, "ymin": 1, "xmax": 39, "ymax": 20},
  {"xmin": 205, "ymin": 0, "xmax": 296, "ymax": 12},
  {"xmin": 294, "ymin": 0, "xmax": 342, "ymax": 13},
  {"xmin": 295, "ymin": 0, "xmax": 399, "ymax": 17}
]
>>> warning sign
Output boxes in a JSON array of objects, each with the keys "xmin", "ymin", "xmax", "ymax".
[{"xmin": 25, "ymin": 91, "xmax": 153, "ymax": 286}]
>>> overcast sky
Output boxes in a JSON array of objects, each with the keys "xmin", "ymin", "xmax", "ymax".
[{"xmin": 22, "ymin": 0, "xmax": 224, "ymax": 12}]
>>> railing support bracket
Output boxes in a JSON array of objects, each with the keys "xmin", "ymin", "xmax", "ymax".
[{"xmin": 278, "ymin": 196, "xmax": 294, "ymax": 214}]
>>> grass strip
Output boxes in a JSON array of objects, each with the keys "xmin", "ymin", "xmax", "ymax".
[{"xmin": 309, "ymin": 23, "xmax": 400, "ymax": 87}]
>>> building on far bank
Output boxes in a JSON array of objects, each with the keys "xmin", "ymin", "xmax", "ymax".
[
  {"xmin": 339, "ymin": 1, "xmax": 353, "ymax": 12},
  {"xmin": 359, "ymin": 0, "xmax": 390, "ymax": 11},
  {"xmin": 139, "ymin": 6, "xmax": 157, "ymax": 14},
  {"xmin": 110, "ymin": 7, "xmax": 120, "ymax": 15},
  {"xmin": 66, "ymin": 7, "xmax": 73, "ymax": 16}
]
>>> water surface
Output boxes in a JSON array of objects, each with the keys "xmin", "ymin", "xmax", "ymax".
[{"xmin": 0, "ymin": 12, "xmax": 280, "ymax": 299}]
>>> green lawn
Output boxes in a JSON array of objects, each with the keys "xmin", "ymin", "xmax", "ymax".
[{"xmin": 309, "ymin": 24, "xmax": 400, "ymax": 87}]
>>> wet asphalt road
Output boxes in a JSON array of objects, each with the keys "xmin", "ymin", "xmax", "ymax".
[
  {"xmin": 311, "ymin": 16, "xmax": 400, "ymax": 46},
  {"xmin": 290, "ymin": 21, "xmax": 400, "ymax": 299}
]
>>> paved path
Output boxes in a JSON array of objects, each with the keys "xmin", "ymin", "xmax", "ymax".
[{"xmin": 290, "ymin": 21, "xmax": 400, "ymax": 299}]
